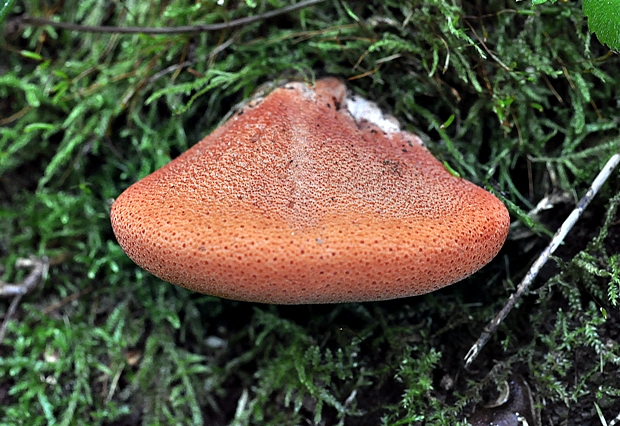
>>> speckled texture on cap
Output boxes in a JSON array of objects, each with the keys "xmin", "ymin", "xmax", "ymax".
[{"xmin": 110, "ymin": 77, "xmax": 510, "ymax": 304}]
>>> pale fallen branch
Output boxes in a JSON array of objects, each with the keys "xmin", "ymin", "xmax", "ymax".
[
  {"xmin": 0, "ymin": 256, "xmax": 49, "ymax": 342},
  {"xmin": 465, "ymin": 153, "xmax": 620, "ymax": 368},
  {"xmin": 15, "ymin": 0, "xmax": 323, "ymax": 35}
]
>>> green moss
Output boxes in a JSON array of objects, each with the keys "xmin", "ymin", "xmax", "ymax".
[{"xmin": 1, "ymin": 0, "xmax": 619, "ymax": 424}]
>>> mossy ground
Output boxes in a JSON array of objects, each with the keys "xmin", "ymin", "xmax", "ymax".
[{"xmin": 1, "ymin": 1, "xmax": 620, "ymax": 425}]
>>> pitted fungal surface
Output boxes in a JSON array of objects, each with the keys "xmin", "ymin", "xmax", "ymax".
[{"xmin": 111, "ymin": 77, "xmax": 510, "ymax": 304}]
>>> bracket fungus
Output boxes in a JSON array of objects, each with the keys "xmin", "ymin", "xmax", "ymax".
[{"xmin": 111, "ymin": 77, "xmax": 509, "ymax": 304}]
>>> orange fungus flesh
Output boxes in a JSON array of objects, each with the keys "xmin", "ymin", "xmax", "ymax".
[{"xmin": 110, "ymin": 77, "xmax": 510, "ymax": 304}]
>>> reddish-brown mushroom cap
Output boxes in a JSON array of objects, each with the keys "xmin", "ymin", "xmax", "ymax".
[{"xmin": 110, "ymin": 77, "xmax": 509, "ymax": 304}]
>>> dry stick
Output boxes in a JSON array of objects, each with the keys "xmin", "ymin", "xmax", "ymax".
[
  {"xmin": 20, "ymin": 0, "xmax": 324, "ymax": 35},
  {"xmin": 0, "ymin": 257, "xmax": 49, "ymax": 297},
  {"xmin": 147, "ymin": 36, "xmax": 236, "ymax": 85},
  {"xmin": 41, "ymin": 286, "xmax": 94, "ymax": 315},
  {"xmin": 0, "ymin": 256, "xmax": 50, "ymax": 342},
  {"xmin": 0, "ymin": 295, "xmax": 23, "ymax": 343},
  {"xmin": 609, "ymin": 409, "xmax": 620, "ymax": 426},
  {"xmin": 464, "ymin": 153, "xmax": 620, "ymax": 368}
]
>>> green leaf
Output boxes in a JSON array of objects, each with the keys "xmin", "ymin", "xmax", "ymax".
[
  {"xmin": 583, "ymin": 0, "xmax": 620, "ymax": 50},
  {"xmin": 20, "ymin": 50, "xmax": 44, "ymax": 61},
  {"xmin": 442, "ymin": 161, "xmax": 460, "ymax": 178},
  {"xmin": 530, "ymin": 102, "xmax": 544, "ymax": 112},
  {"xmin": 440, "ymin": 114, "xmax": 455, "ymax": 129},
  {"xmin": 0, "ymin": 0, "xmax": 15, "ymax": 23},
  {"xmin": 23, "ymin": 123, "xmax": 57, "ymax": 133}
]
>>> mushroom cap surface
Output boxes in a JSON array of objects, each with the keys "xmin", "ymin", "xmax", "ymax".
[{"xmin": 111, "ymin": 77, "xmax": 509, "ymax": 304}]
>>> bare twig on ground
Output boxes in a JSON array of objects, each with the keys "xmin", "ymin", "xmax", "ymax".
[
  {"xmin": 16, "ymin": 0, "xmax": 323, "ymax": 35},
  {"xmin": 41, "ymin": 286, "xmax": 94, "ymax": 315},
  {"xmin": 465, "ymin": 153, "xmax": 620, "ymax": 368},
  {"xmin": 0, "ymin": 256, "xmax": 49, "ymax": 342},
  {"xmin": 609, "ymin": 408, "xmax": 620, "ymax": 426}
]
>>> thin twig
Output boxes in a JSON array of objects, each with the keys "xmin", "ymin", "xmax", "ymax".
[
  {"xmin": 0, "ymin": 256, "xmax": 49, "ymax": 342},
  {"xmin": 0, "ymin": 257, "xmax": 49, "ymax": 297},
  {"xmin": 147, "ymin": 35, "xmax": 236, "ymax": 85},
  {"xmin": 0, "ymin": 294, "xmax": 23, "ymax": 343},
  {"xmin": 147, "ymin": 60, "xmax": 194, "ymax": 85},
  {"xmin": 464, "ymin": 153, "xmax": 620, "ymax": 368},
  {"xmin": 19, "ymin": 0, "xmax": 323, "ymax": 35},
  {"xmin": 463, "ymin": 19, "xmax": 511, "ymax": 71},
  {"xmin": 41, "ymin": 286, "xmax": 94, "ymax": 315}
]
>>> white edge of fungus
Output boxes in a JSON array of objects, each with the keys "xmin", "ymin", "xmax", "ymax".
[
  {"xmin": 284, "ymin": 81, "xmax": 316, "ymax": 101},
  {"xmin": 344, "ymin": 94, "xmax": 401, "ymax": 134},
  {"xmin": 285, "ymin": 80, "xmax": 424, "ymax": 147}
]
